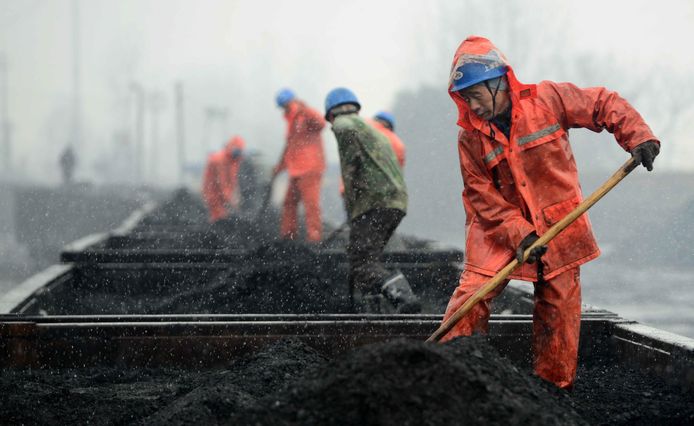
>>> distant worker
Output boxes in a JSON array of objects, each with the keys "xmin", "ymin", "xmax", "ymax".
[
  {"xmin": 59, "ymin": 145, "xmax": 77, "ymax": 184},
  {"xmin": 202, "ymin": 136, "xmax": 245, "ymax": 223},
  {"xmin": 273, "ymin": 89, "xmax": 326, "ymax": 243},
  {"xmin": 440, "ymin": 36, "xmax": 660, "ymax": 389},
  {"xmin": 325, "ymin": 87, "xmax": 421, "ymax": 313},
  {"xmin": 371, "ymin": 111, "xmax": 405, "ymax": 169}
]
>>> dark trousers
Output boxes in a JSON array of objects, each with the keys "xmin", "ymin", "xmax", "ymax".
[{"xmin": 348, "ymin": 208, "xmax": 405, "ymax": 294}]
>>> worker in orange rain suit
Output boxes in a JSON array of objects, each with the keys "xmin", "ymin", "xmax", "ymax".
[
  {"xmin": 371, "ymin": 111, "xmax": 405, "ymax": 169},
  {"xmin": 273, "ymin": 89, "xmax": 326, "ymax": 243},
  {"xmin": 441, "ymin": 36, "xmax": 660, "ymax": 389},
  {"xmin": 202, "ymin": 136, "xmax": 246, "ymax": 223}
]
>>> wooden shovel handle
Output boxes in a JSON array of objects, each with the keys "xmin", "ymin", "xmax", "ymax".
[{"xmin": 426, "ymin": 157, "xmax": 638, "ymax": 343}]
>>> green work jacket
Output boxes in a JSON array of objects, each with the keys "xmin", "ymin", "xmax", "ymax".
[{"xmin": 332, "ymin": 114, "xmax": 408, "ymax": 220}]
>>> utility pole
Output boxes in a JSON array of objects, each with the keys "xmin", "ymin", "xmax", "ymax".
[
  {"xmin": 203, "ymin": 106, "xmax": 229, "ymax": 153},
  {"xmin": 130, "ymin": 83, "xmax": 145, "ymax": 183},
  {"xmin": 0, "ymin": 53, "xmax": 10, "ymax": 174},
  {"xmin": 175, "ymin": 82, "xmax": 185, "ymax": 184},
  {"xmin": 71, "ymin": 0, "xmax": 82, "ymax": 153},
  {"xmin": 148, "ymin": 91, "xmax": 165, "ymax": 184}
]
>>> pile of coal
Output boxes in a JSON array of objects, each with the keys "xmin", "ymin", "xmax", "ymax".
[
  {"xmin": 149, "ymin": 240, "xmax": 351, "ymax": 314},
  {"xmin": 229, "ymin": 337, "xmax": 585, "ymax": 426},
  {"xmin": 3, "ymin": 338, "xmax": 692, "ymax": 425},
  {"xmin": 56, "ymin": 240, "xmax": 352, "ymax": 315},
  {"xmin": 142, "ymin": 339, "xmax": 327, "ymax": 425},
  {"xmin": 139, "ymin": 188, "xmax": 209, "ymax": 228}
]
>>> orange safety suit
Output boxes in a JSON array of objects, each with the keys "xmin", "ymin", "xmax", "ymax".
[
  {"xmin": 202, "ymin": 136, "xmax": 246, "ymax": 223},
  {"xmin": 370, "ymin": 120, "xmax": 406, "ymax": 169},
  {"xmin": 441, "ymin": 36, "xmax": 659, "ymax": 388},
  {"xmin": 277, "ymin": 100, "xmax": 326, "ymax": 242}
]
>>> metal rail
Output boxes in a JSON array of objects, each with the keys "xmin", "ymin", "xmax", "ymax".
[
  {"xmin": 61, "ymin": 245, "xmax": 464, "ymax": 264},
  {"xmin": 0, "ymin": 313, "xmax": 613, "ymax": 369}
]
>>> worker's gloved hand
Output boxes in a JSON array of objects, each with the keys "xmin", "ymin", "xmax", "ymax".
[
  {"xmin": 516, "ymin": 232, "xmax": 547, "ymax": 264},
  {"xmin": 630, "ymin": 140, "xmax": 660, "ymax": 172}
]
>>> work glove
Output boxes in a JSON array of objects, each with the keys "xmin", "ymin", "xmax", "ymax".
[
  {"xmin": 630, "ymin": 140, "xmax": 660, "ymax": 172},
  {"xmin": 516, "ymin": 232, "xmax": 547, "ymax": 264}
]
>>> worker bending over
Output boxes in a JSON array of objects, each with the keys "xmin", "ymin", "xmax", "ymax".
[
  {"xmin": 273, "ymin": 89, "xmax": 326, "ymax": 243},
  {"xmin": 325, "ymin": 87, "xmax": 421, "ymax": 313},
  {"xmin": 371, "ymin": 111, "xmax": 405, "ymax": 169},
  {"xmin": 202, "ymin": 136, "xmax": 246, "ymax": 223},
  {"xmin": 440, "ymin": 36, "xmax": 660, "ymax": 389}
]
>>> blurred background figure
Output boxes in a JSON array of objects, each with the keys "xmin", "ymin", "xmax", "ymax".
[
  {"xmin": 59, "ymin": 145, "xmax": 77, "ymax": 184},
  {"xmin": 201, "ymin": 136, "xmax": 245, "ymax": 223},
  {"xmin": 371, "ymin": 111, "xmax": 405, "ymax": 170},
  {"xmin": 272, "ymin": 88, "xmax": 326, "ymax": 243}
]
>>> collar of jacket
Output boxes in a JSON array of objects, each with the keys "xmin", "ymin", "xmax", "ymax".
[{"xmin": 456, "ymin": 68, "xmax": 537, "ymax": 142}]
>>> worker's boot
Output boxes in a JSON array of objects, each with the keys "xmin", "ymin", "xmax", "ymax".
[{"xmin": 380, "ymin": 272, "xmax": 421, "ymax": 314}]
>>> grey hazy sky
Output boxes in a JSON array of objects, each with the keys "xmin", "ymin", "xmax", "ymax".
[{"xmin": 1, "ymin": 0, "xmax": 693, "ymax": 183}]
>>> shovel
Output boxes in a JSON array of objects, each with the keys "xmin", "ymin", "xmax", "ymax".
[
  {"xmin": 427, "ymin": 157, "xmax": 638, "ymax": 342},
  {"xmin": 258, "ymin": 174, "xmax": 277, "ymax": 217}
]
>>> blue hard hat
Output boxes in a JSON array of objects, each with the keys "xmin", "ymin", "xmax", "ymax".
[
  {"xmin": 276, "ymin": 88, "xmax": 296, "ymax": 107},
  {"xmin": 450, "ymin": 62, "xmax": 508, "ymax": 93},
  {"xmin": 324, "ymin": 87, "xmax": 361, "ymax": 119},
  {"xmin": 374, "ymin": 111, "xmax": 396, "ymax": 130}
]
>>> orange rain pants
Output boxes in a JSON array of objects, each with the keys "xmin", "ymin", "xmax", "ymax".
[
  {"xmin": 277, "ymin": 100, "xmax": 325, "ymax": 242},
  {"xmin": 279, "ymin": 173, "xmax": 323, "ymax": 242},
  {"xmin": 441, "ymin": 268, "xmax": 581, "ymax": 389}
]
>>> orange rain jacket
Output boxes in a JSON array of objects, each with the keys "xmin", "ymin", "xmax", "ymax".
[
  {"xmin": 277, "ymin": 100, "xmax": 326, "ymax": 177},
  {"xmin": 370, "ymin": 119, "xmax": 406, "ymax": 169},
  {"xmin": 450, "ymin": 36, "xmax": 659, "ymax": 281},
  {"xmin": 202, "ymin": 136, "xmax": 246, "ymax": 222}
]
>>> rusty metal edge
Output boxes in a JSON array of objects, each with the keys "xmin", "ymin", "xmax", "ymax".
[{"xmin": 611, "ymin": 321, "xmax": 694, "ymax": 390}]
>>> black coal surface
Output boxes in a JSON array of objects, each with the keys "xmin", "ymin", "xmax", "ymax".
[
  {"xmin": 39, "ymin": 236, "xmax": 460, "ymax": 315},
  {"xmin": 142, "ymin": 339, "xmax": 327, "ymax": 425},
  {"xmin": 144, "ymin": 240, "xmax": 352, "ymax": 314},
  {"xmin": 121, "ymin": 215, "xmax": 280, "ymax": 250},
  {"xmin": 3, "ymin": 338, "xmax": 691, "ymax": 425},
  {"xmin": 139, "ymin": 188, "xmax": 209, "ymax": 227},
  {"xmin": 48, "ymin": 240, "xmax": 353, "ymax": 315},
  {"xmin": 567, "ymin": 362, "xmax": 694, "ymax": 425},
  {"xmin": 231, "ymin": 337, "xmax": 586, "ymax": 426}
]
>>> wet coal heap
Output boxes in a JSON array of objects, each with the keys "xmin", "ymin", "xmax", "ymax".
[
  {"xmin": 142, "ymin": 188, "xmax": 209, "ymax": 227},
  {"xmin": 151, "ymin": 240, "xmax": 351, "ymax": 314},
  {"xmin": 66, "ymin": 239, "xmax": 351, "ymax": 315},
  {"xmin": 3, "ymin": 338, "xmax": 692, "ymax": 425},
  {"xmin": 142, "ymin": 339, "xmax": 327, "ymax": 425},
  {"xmin": 228, "ymin": 337, "xmax": 585, "ymax": 426}
]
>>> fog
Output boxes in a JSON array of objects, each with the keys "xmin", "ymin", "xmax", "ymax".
[
  {"xmin": 1, "ymin": 0, "xmax": 693, "ymax": 335},
  {"xmin": 2, "ymin": 0, "xmax": 694, "ymax": 184}
]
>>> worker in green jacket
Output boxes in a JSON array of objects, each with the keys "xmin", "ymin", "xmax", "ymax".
[{"xmin": 324, "ymin": 87, "xmax": 421, "ymax": 313}]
